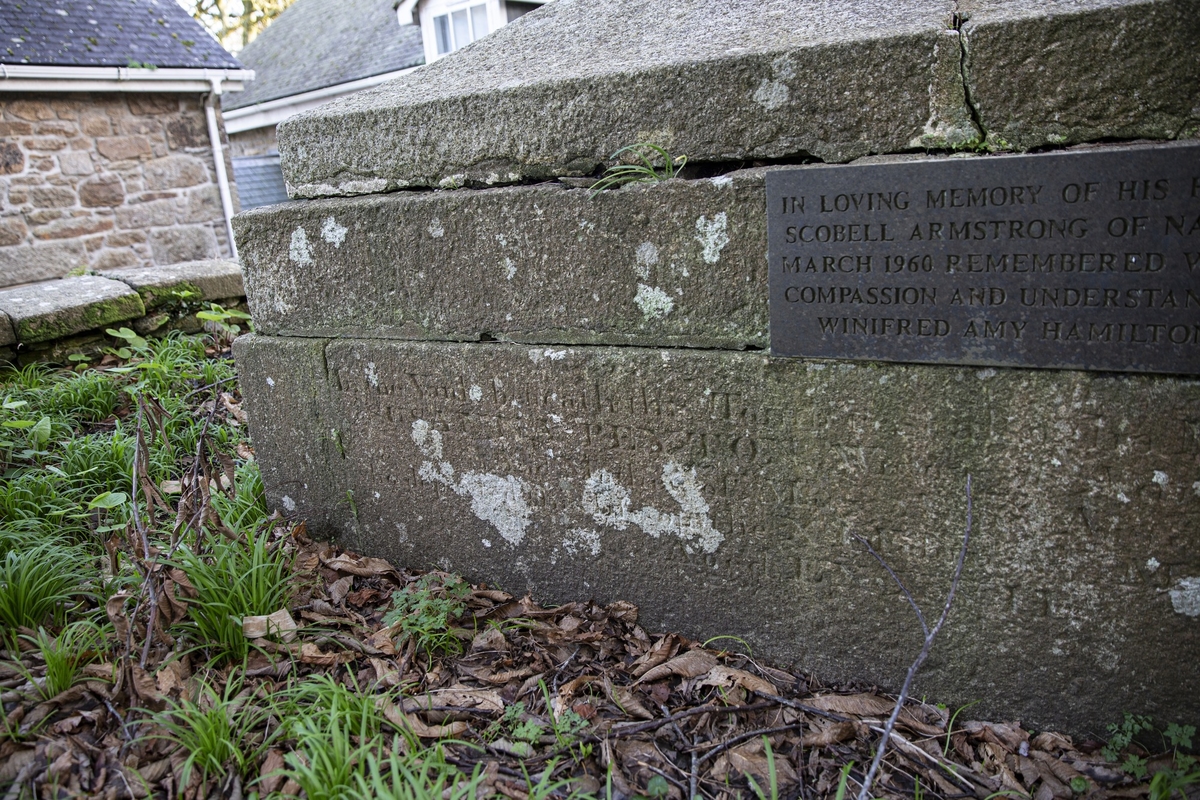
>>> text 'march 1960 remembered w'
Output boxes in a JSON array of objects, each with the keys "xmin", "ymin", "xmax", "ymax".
[{"xmin": 233, "ymin": 0, "xmax": 1200, "ymax": 733}]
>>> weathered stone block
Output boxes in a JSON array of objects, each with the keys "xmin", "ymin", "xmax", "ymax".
[
  {"xmin": 0, "ymin": 311, "xmax": 14, "ymax": 347},
  {"xmin": 57, "ymin": 150, "xmax": 95, "ymax": 175},
  {"xmin": 81, "ymin": 115, "xmax": 111, "ymax": 137},
  {"xmin": 100, "ymin": 259, "xmax": 242, "ymax": 308},
  {"xmin": 29, "ymin": 186, "xmax": 76, "ymax": 208},
  {"xmin": 166, "ymin": 117, "xmax": 207, "ymax": 150},
  {"xmin": 7, "ymin": 100, "xmax": 54, "ymax": 122},
  {"xmin": 278, "ymin": 0, "xmax": 961, "ymax": 196},
  {"xmin": 115, "ymin": 198, "xmax": 177, "ymax": 229},
  {"xmin": 963, "ymin": 0, "xmax": 1200, "ymax": 151},
  {"xmin": 78, "ymin": 174, "xmax": 125, "ymax": 207},
  {"xmin": 234, "ymin": 334, "xmax": 1200, "ymax": 731},
  {"xmin": 0, "ymin": 241, "xmax": 87, "ymax": 287},
  {"xmin": 0, "ymin": 217, "xmax": 28, "ymax": 247},
  {"xmin": 144, "ymin": 155, "xmax": 207, "ymax": 190},
  {"xmin": 31, "ymin": 216, "xmax": 113, "ymax": 240},
  {"xmin": 96, "ymin": 135, "xmax": 152, "ymax": 162},
  {"xmin": 149, "ymin": 226, "xmax": 218, "ymax": 264},
  {"xmin": 236, "ymin": 170, "xmax": 767, "ymax": 348},
  {"xmin": 92, "ymin": 249, "xmax": 139, "ymax": 270},
  {"xmin": 0, "ymin": 275, "xmax": 144, "ymax": 342},
  {"xmin": 0, "ymin": 121, "xmax": 33, "ymax": 136},
  {"xmin": 32, "ymin": 215, "xmax": 113, "ymax": 239},
  {"xmin": 0, "ymin": 142, "xmax": 24, "ymax": 175}
]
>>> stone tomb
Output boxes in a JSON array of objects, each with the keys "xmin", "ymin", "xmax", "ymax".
[{"xmin": 235, "ymin": 0, "xmax": 1200, "ymax": 732}]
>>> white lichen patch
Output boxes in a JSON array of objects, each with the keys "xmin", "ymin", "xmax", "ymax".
[
  {"xmin": 563, "ymin": 528, "xmax": 602, "ymax": 557},
  {"xmin": 428, "ymin": 218, "xmax": 445, "ymax": 238},
  {"xmin": 1146, "ymin": 557, "xmax": 1160, "ymax": 572},
  {"xmin": 321, "ymin": 216, "xmax": 347, "ymax": 247},
  {"xmin": 411, "ymin": 420, "xmax": 532, "ymax": 546},
  {"xmin": 281, "ymin": 495, "xmax": 296, "ymax": 512},
  {"xmin": 504, "ymin": 258, "xmax": 517, "ymax": 280},
  {"xmin": 289, "ymin": 227, "xmax": 312, "ymax": 265},
  {"xmin": 710, "ymin": 175, "xmax": 733, "ymax": 188},
  {"xmin": 582, "ymin": 463, "xmax": 725, "ymax": 555},
  {"xmin": 1169, "ymin": 577, "xmax": 1200, "ymax": 617},
  {"xmin": 1153, "ymin": 470, "xmax": 1169, "ymax": 486},
  {"xmin": 635, "ymin": 284, "xmax": 674, "ymax": 320},
  {"xmin": 364, "ymin": 361, "xmax": 379, "ymax": 388},
  {"xmin": 635, "ymin": 242, "xmax": 659, "ymax": 279},
  {"xmin": 468, "ymin": 384, "xmax": 483, "ymax": 402},
  {"xmin": 1117, "ymin": 492, "xmax": 1130, "ymax": 504},
  {"xmin": 753, "ymin": 78, "xmax": 789, "ymax": 110},
  {"xmin": 695, "ymin": 212, "xmax": 730, "ymax": 264},
  {"xmin": 266, "ymin": 377, "xmax": 275, "ymax": 388},
  {"xmin": 976, "ymin": 368, "xmax": 997, "ymax": 380}
]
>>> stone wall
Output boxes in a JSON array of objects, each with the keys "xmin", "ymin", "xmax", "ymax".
[
  {"xmin": 228, "ymin": 125, "xmax": 278, "ymax": 158},
  {"xmin": 0, "ymin": 92, "xmax": 239, "ymax": 288}
]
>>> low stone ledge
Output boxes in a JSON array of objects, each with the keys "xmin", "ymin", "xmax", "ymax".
[
  {"xmin": 0, "ymin": 311, "xmax": 14, "ymax": 348},
  {"xmin": 0, "ymin": 276, "xmax": 145, "ymax": 344},
  {"xmin": 97, "ymin": 259, "xmax": 243, "ymax": 309},
  {"xmin": 236, "ymin": 170, "xmax": 769, "ymax": 348},
  {"xmin": 234, "ymin": 333, "xmax": 1200, "ymax": 732},
  {"xmin": 0, "ymin": 261, "xmax": 247, "ymax": 364}
]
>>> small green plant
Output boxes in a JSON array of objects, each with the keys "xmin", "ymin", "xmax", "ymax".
[
  {"xmin": 19, "ymin": 620, "xmax": 106, "ymax": 700},
  {"xmin": 277, "ymin": 677, "xmax": 386, "ymax": 800},
  {"xmin": 834, "ymin": 761, "xmax": 855, "ymax": 800},
  {"xmin": 484, "ymin": 701, "xmax": 544, "ymax": 753},
  {"xmin": 196, "ymin": 304, "xmax": 252, "ymax": 344},
  {"xmin": 589, "ymin": 143, "xmax": 687, "ymax": 197},
  {"xmin": 126, "ymin": 60, "xmax": 156, "ymax": 69},
  {"xmin": 539, "ymin": 679, "xmax": 589, "ymax": 757},
  {"xmin": 1103, "ymin": 712, "xmax": 1154, "ymax": 777},
  {"xmin": 171, "ymin": 529, "xmax": 294, "ymax": 664},
  {"xmin": 382, "ymin": 573, "xmax": 471, "ymax": 657},
  {"xmin": 0, "ymin": 539, "xmax": 91, "ymax": 639},
  {"xmin": 105, "ymin": 327, "xmax": 149, "ymax": 359},
  {"xmin": 149, "ymin": 675, "xmax": 274, "ymax": 791},
  {"xmin": 943, "ymin": 699, "xmax": 981, "ymax": 757}
]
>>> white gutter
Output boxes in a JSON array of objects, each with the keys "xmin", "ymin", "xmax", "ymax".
[
  {"xmin": 204, "ymin": 79, "xmax": 239, "ymax": 261},
  {"xmin": 222, "ymin": 65, "xmax": 420, "ymax": 134},
  {"xmin": 0, "ymin": 64, "xmax": 254, "ymax": 93}
]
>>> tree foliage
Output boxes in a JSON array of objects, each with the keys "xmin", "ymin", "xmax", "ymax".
[{"xmin": 179, "ymin": 0, "xmax": 298, "ymax": 53}]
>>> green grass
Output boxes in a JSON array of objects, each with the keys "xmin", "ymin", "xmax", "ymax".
[
  {"xmin": 588, "ymin": 143, "xmax": 688, "ymax": 197},
  {"xmin": 0, "ymin": 538, "xmax": 93, "ymax": 640},
  {"xmin": 149, "ymin": 675, "xmax": 275, "ymax": 791},
  {"xmin": 19, "ymin": 620, "xmax": 107, "ymax": 700},
  {"xmin": 171, "ymin": 522, "xmax": 292, "ymax": 665}
]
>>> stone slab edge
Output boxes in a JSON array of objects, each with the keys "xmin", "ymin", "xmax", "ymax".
[
  {"xmin": 278, "ymin": 0, "xmax": 1197, "ymax": 197},
  {"xmin": 236, "ymin": 169, "xmax": 770, "ymax": 349},
  {"xmin": 0, "ymin": 262, "xmax": 247, "ymax": 356},
  {"xmin": 97, "ymin": 259, "xmax": 244, "ymax": 309},
  {"xmin": 279, "ymin": 11, "xmax": 963, "ymax": 196},
  {"xmin": 233, "ymin": 333, "xmax": 1200, "ymax": 733}
]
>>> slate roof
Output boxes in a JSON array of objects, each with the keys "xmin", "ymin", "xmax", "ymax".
[
  {"xmin": 0, "ymin": 0, "xmax": 242, "ymax": 69},
  {"xmin": 232, "ymin": 154, "xmax": 290, "ymax": 209},
  {"xmin": 224, "ymin": 0, "xmax": 422, "ymax": 110}
]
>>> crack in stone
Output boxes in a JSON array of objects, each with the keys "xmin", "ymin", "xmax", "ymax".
[{"xmin": 952, "ymin": 3, "xmax": 988, "ymax": 147}]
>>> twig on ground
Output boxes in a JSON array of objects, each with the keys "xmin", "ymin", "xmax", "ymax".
[{"xmin": 853, "ymin": 474, "xmax": 974, "ymax": 800}]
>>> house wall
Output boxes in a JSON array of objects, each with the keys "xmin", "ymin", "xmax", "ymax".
[
  {"xmin": 0, "ymin": 92, "xmax": 239, "ymax": 288},
  {"xmin": 229, "ymin": 125, "xmax": 278, "ymax": 158}
]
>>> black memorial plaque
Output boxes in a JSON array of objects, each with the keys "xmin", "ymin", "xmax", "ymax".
[{"xmin": 767, "ymin": 142, "xmax": 1200, "ymax": 374}]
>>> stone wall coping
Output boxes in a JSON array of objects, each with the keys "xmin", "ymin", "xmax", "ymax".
[
  {"xmin": 0, "ymin": 260, "xmax": 246, "ymax": 359},
  {"xmin": 0, "ymin": 310, "xmax": 14, "ymax": 348},
  {"xmin": 277, "ymin": 0, "xmax": 1199, "ymax": 198},
  {"xmin": 97, "ymin": 259, "xmax": 244, "ymax": 308}
]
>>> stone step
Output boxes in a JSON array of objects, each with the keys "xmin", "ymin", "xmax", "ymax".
[
  {"xmin": 235, "ymin": 332, "xmax": 1200, "ymax": 732},
  {"xmin": 237, "ymin": 169, "xmax": 770, "ymax": 349},
  {"xmin": 276, "ymin": 0, "xmax": 1198, "ymax": 198}
]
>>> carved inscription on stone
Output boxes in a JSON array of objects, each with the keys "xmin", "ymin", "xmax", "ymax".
[{"xmin": 767, "ymin": 143, "xmax": 1200, "ymax": 374}]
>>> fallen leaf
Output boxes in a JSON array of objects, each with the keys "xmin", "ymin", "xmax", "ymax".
[
  {"xmin": 380, "ymin": 700, "xmax": 469, "ymax": 739},
  {"xmin": 329, "ymin": 575, "xmax": 353, "ymax": 605},
  {"xmin": 697, "ymin": 665, "xmax": 779, "ymax": 696},
  {"xmin": 629, "ymin": 634, "xmax": 682, "ymax": 678},
  {"xmin": 299, "ymin": 642, "xmax": 353, "ymax": 666},
  {"xmin": 105, "ymin": 592, "xmax": 132, "ymax": 644},
  {"xmin": 243, "ymin": 608, "xmax": 298, "ymax": 642},
  {"xmin": 323, "ymin": 553, "xmax": 401, "ymax": 579},
  {"xmin": 802, "ymin": 720, "xmax": 856, "ymax": 746},
  {"xmin": 635, "ymin": 648, "xmax": 718, "ymax": 683},
  {"xmin": 258, "ymin": 750, "xmax": 286, "ymax": 794}
]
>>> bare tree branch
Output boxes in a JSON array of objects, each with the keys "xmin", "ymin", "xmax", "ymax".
[{"xmin": 855, "ymin": 474, "xmax": 974, "ymax": 800}]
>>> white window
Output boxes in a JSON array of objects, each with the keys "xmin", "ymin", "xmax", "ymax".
[{"xmin": 433, "ymin": 2, "xmax": 490, "ymax": 55}]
